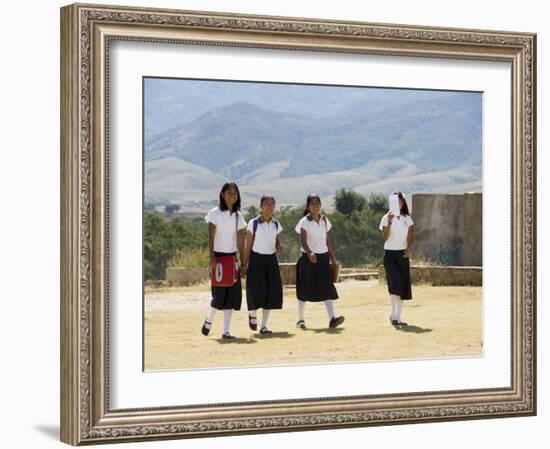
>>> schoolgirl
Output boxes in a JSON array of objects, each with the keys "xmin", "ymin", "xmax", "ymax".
[
  {"xmin": 379, "ymin": 191, "xmax": 414, "ymax": 326},
  {"xmin": 294, "ymin": 194, "xmax": 344, "ymax": 329},
  {"xmin": 242, "ymin": 195, "xmax": 284, "ymax": 334},
  {"xmin": 201, "ymin": 182, "xmax": 247, "ymax": 339}
]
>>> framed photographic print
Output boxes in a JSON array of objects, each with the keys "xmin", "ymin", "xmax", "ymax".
[{"xmin": 60, "ymin": 2, "xmax": 536, "ymax": 445}]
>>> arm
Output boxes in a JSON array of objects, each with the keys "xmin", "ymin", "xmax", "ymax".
[
  {"xmin": 208, "ymin": 222, "xmax": 217, "ymax": 270},
  {"xmin": 276, "ymin": 233, "xmax": 282, "ymax": 254},
  {"xmin": 382, "ymin": 212, "xmax": 394, "ymax": 241},
  {"xmin": 237, "ymin": 228, "xmax": 246, "ymax": 267},
  {"xmin": 300, "ymin": 229, "xmax": 317, "ymax": 264},
  {"xmin": 242, "ymin": 230, "xmax": 254, "ymax": 268},
  {"xmin": 407, "ymin": 225, "xmax": 414, "ymax": 249}
]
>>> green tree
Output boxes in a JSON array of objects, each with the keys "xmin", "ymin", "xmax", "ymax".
[
  {"xmin": 366, "ymin": 193, "xmax": 388, "ymax": 215},
  {"xmin": 144, "ymin": 212, "xmax": 208, "ymax": 280},
  {"xmin": 244, "ymin": 205, "xmax": 259, "ymax": 221},
  {"xmin": 164, "ymin": 204, "xmax": 180, "ymax": 215},
  {"xmin": 334, "ymin": 188, "xmax": 367, "ymax": 217}
]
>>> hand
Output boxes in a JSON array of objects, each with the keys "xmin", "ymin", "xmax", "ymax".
[
  {"xmin": 388, "ymin": 212, "xmax": 394, "ymax": 224},
  {"xmin": 329, "ymin": 255, "xmax": 337, "ymax": 265},
  {"xmin": 240, "ymin": 265, "xmax": 247, "ymax": 278},
  {"xmin": 209, "ymin": 257, "xmax": 217, "ymax": 271},
  {"xmin": 308, "ymin": 253, "xmax": 317, "ymax": 264}
]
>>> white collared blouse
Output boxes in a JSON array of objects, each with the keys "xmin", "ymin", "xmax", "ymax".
[
  {"xmin": 294, "ymin": 214, "xmax": 332, "ymax": 254},
  {"xmin": 205, "ymin": 207, "xmax": 247, "ymax": 253}
]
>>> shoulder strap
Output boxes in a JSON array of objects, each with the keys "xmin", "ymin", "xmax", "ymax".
[
  {"xmin": 253, "ymin": 217, "xmax": 260, "ymax": 236},
  {"xmin": 322, "ymin": 215, "xmax": 328, "ymax": 230}
]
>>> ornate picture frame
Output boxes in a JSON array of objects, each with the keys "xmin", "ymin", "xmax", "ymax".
[{"xmin": 60, "ymin": 3, "xmax": 536, "ymax": 445}]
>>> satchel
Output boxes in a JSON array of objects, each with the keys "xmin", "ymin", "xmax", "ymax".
[
  {"xmin": 329, "ymin": 260, "xmax": 340, "ymax": 283},
  {"xmin": 210, "ymin": 255, "xmax": 238, "ymax": 287}
]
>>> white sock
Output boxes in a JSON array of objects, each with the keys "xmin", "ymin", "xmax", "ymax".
[
  {"xmin": 390, "ymin": 295, "xmax": 400, "ymax": 321},
  {"xmin": 298, "ymin": 300, "xmax": 306, "ymax": 322},
  {"xmin": 248, "ymin": 310, "xmax": 257, "ymax": 326},
  {"xmin": 205, "ymin": 307, "xmax": 217, "ymax": 329},
  {"xmin": 324, "ymin": 299, "xmax": 335, "ymax": 320},
  {"xmin": 396, "ymin": 298, "xmax": 403, "ymax": 322},
  {"xmin": 223, "ymin": 309, "xmax": 233, "ymax": 335},
  {"xmin": 261, "ymin": 309, "xmax": 271, "ymax": 329}
]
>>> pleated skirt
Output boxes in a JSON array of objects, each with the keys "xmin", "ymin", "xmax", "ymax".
[
  {"xmin": 246, "ymin": 251, "xmax": 283, "ymax": 310},
  {"xmin": 383, "ymin": 249, "xmax": 412, "ymax": 300},
  {"xmin": 296, "ymin": 252, "xmax": 339, "ymax": 302}
]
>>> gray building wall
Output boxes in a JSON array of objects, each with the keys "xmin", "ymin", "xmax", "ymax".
[
  {"xmin": 411, "ymin": 193, "xmax": 482, "ymax": 266},
  {"xmin": 463, "ymin": 192, "xmax": 483, "ymax": 266}
]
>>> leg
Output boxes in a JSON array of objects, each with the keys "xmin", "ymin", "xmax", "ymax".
[
  {"xmin": 297, "ymin": 300, "xmax": 306, "ymax": 328},
  {"xmin": 324, "ymin": 299, "xmax": 335, "ymax": 320},
  {"xmin": 222, "ymin": 309, "xmax": 234, "ymax": 338},
  {"xmin": 201, "ymin": 307, "xmax": 218, "ymax": 336}
]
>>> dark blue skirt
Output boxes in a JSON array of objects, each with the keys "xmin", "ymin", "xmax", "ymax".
[
  {"xmin": 296, "ymin": 252, "xmax": 338, "ymax": 302},
  {"xmin": 383, "ymin": 249, "xmax": 412, "ymax": 300},
  {"xmin": 246, "ymin": 251, "xmax": 283, "ymax": 310}
]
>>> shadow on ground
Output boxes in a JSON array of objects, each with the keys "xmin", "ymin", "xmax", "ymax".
[
  {"xmin": 253, "ymin": 331, "xmax": 295, "ymax": 339},
  {"xmin": 216, "ymin": 337, "xmax": 258, "ymax": 344},
  {"xmin": 395, "ymin": 325, "xmax": 433, "ymax": 334}
]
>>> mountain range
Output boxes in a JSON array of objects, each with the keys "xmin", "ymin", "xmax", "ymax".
[{"xmin": 144, "ymin": 81, "xmax": 482, "ymax": 212}]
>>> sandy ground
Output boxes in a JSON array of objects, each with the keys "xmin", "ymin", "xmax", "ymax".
[{"xmin": 144, "ymin": 280, "xmax": 482, "ymax": 371}]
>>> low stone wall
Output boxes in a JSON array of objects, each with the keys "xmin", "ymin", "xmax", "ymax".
[
  {"xmin": 378, "ymin": 265, "xmax": 482, "ymax": 286},
  {"xmin": 166, "ymin": 267, "xmax": 210, "ymax": 286},
  {"xmin": 279, "ymin": 263, "xmax": 297, "ymax": 285},
  {"xmin": 167, "ymin": 262, "xmax": 343, "ymax": 286}
]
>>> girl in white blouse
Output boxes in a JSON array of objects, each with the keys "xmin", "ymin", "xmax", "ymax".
[
  {"xmin": 379, "ymin": 191, "xmax": 414, "ymax": 326},
  {"xmin": 294, "ymin": 194, "xmax": 344, "ymax": 329},
  {"xmin": 242, "ymin": 195, "xmax": 283, "ymax": 334},
  {"xmin": 201, "ymin": 182, "xmax": 247, "ymax": 339}
]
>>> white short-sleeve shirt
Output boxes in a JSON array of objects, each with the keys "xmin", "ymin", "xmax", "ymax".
[
  {"xmin": 295, "ymin": 215, "xmax": 332, "ymax": 254},
  {"xmin": 205, "ymin": 207, "xmax": 247, "ymax": 253},
  {"xmin": 247, "ymin": 217, "xmax": 283, "ymax": 255},
  {"xmin": 379, "ymin": 213, "xmax": 414, "ymax": 250}
]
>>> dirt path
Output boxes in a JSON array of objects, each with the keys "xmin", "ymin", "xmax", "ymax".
[{"xmin": 145, "ymin": 280, "xmax": 378, "ymax": 312}]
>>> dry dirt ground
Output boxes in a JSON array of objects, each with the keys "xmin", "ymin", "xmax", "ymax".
[{"xmin": 144, "ymin": 280, "xmax": 482, "ymax": 371}]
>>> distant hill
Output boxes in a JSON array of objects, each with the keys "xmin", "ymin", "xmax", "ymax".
[{"xmin": 144, "ymin": 86, "xmax": 482, "ymax": 211}]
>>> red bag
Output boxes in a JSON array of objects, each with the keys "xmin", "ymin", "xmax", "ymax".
[{"xmin": 210, "ymin": 255, "xmax": 238, "ymax": 287}]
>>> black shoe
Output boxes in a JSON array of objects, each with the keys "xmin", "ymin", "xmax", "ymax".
[
  {"xmin": 396, "ymin": 320, "xmax": 408, "ymax": 326},
  {"xmin": 248, "ymin": 315, "xmax": 258, "ymax": 331},
  {"xmin": 329, "ymin": 316, "xmax": 345, "ymax": 328},
  {"xmin": 391, "ymin": 319, "xmax": 399, "ymax": 326},
  {"xmin": 259, "ymin": 327, "xmax": 272, "ymax": 335},
  {"xmin": 222, "ymin": 332, "xmax": 236, "ymax": 340},
  {"xmin": 296, "ymin": 320, "xmax": 306, "ymax": 329},
  {"xmin": 201, "ymin": 320, "xmax": 211, "ymax": 336}
]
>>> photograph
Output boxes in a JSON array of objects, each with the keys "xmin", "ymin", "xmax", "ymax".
[
  {"xmin": 58, "ymin": 2, "xmax": 536, "ymax": 444},
  {"xmin": 143, "ymin": 77, "xmax": 483, "ymax": 371}
]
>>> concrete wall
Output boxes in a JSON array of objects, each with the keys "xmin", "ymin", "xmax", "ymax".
[
  {"xmin": 463, "ymin": 193, "xmax": 483, "ymax": 266},
  {"xmin": 411, "ymin": 193, "xmax": 482, "ymax": 266}
]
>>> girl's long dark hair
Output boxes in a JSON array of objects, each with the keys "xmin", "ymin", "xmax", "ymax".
[
  {"xmin": 393, "ymin": 191, "xmax": 410, "ymax": 216},
  {"xmin": 303, "ymin": 194, "xmax": 322, "ymax": 216},
  {"xmin": 218, "ymin": 182, "xmax": 241, "ymax": 213}
]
